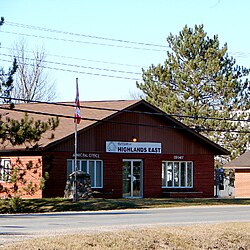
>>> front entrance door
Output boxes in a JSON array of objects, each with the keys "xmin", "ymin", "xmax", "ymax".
[{"xmin": 122, "ymin": 159, "xmax": 143, "ymax": 198}]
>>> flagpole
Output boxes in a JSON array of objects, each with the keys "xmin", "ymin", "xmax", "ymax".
[
  {"xmin": 74, "ymin": 116, "xmax": 77, "ymax": 202},
  {"xmin": 74, "ymin": 77, "xmax": 79, "ymax": 202}
]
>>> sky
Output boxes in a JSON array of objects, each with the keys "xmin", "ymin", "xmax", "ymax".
[{"xmin": 1, "ymin": 0, "xmax": 250, "ymax": 102}]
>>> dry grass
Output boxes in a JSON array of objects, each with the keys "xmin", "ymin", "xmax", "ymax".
[{"xmin": 3, "ymin": 222, "xmax": 250, "ymax": 250}]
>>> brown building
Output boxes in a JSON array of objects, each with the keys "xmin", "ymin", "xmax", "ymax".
[
  {"xmin": 224, "ymin": 150, "xmax": 250, "ymax": 198},
  {"xmin": 0, "ymin": 100, "xmax": 229, "ymax": 199}
]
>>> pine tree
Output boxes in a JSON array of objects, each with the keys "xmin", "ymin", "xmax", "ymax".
[{"xmin": 137, "ymin": 24, "xmax": 250, "ymax": 162}]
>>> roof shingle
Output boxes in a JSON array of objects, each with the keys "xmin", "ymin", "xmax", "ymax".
[
  {"xmin": 0, "ymin": 100, "xmax": 139, "ymax": 150},
  {"xmin": 224, "ymin": 150, "xmax": 250, "ymax": 169}
]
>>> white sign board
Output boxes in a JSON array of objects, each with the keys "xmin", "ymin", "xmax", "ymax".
[{"xmin": 106, "ymin": 141, "xmax": 162, "ymax": 154}]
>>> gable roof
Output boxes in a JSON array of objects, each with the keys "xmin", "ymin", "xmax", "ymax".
[
  {"xmin": 0, "ymin": 99, "xmax": 229, "ymax": 155},
  {"xmin": 133, "ymin": 101, "xmax": 229, "ymax": 155},
  {"xmin": 224, "ymin": 150, "xmax": 250, "ymax": 169},
  {"xmin": 0, "ymin": 100, "xmax": 138, "ymax": 150}
]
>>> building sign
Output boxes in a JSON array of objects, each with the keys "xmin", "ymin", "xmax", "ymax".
[
  {"xmin": 106, "ymin": 141, "xmax": 162, "ymax": 154},
  {"xmin": 73, "ymin": 153, "xmax": 100, "ymax": 159}
]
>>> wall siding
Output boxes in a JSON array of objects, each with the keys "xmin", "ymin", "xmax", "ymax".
[
  {"xmin": 42, "ymin": 152, "xmax": 72, "ymax": 198},
  {"xmin": 43, "ymin": 152, "xmax": 215, "ymax": 199},
  {"xmin": 50, "ymin": 110, "xmax": 216, "ymax": 155}
]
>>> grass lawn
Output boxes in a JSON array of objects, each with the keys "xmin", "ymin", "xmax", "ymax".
[{"xmin": 1, "ymin": 197, "xmax": 250, "ymax": 214}]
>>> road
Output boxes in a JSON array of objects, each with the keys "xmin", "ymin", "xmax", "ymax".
[{"xmin": 1, "ymin": 205, "xmax": 250, "ymax": 245}]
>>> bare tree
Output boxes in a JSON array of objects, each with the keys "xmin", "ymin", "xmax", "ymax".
[
  {"xmin": 11, "ymin": 39, "xmax": 57, "ymax": 103},
  {"xmin": 128, "ymin": 89, "xmax": 145, "ymax": 100}
]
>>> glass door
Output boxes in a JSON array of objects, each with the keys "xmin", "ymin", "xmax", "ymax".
[{"xmin": 122, "ymin": 159, "xmax": 143, "ymax": 198}]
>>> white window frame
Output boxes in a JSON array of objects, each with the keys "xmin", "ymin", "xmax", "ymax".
[
  {"xmin": 67, "ymin": 159, "xmax": 103, "ymax": 188},
  {"xmin": 0, "ymin": 159, "xmax": 11, "ymax": 182},
  {"xmin": 162, "ymin": 161, "xmax": 193, "ymax": 188}
]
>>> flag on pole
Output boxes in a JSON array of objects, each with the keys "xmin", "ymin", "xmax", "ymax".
[{"xmin": 74, "ymin": 78, "xmax": 81, "ymax": 124}]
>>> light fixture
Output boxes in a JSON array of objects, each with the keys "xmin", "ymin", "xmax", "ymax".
[{"xmin": 132, "ymin": 136, "xmax": 138, "ymax": 142}]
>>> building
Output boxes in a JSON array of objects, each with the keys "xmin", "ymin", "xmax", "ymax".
[
  {"xmin": 223, "ymin": 150, "xmax": 250, "ymax": 198},
  {"xmin": 0, "ymin": 100, "xmax": 229, "ymax": 199}
]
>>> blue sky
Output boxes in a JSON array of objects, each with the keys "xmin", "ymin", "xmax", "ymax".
[{"xmin": 1, "ymin": 0, "xmax": 249, "ymax": 101}]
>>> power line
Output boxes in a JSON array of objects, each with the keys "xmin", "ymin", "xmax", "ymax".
[
  {"xmin": 3, "ymin": 22, "xmax": 250, "ymax": 59},
  {"xmin": 5, "ymin": 21, "xmax": 168, "ymax": 49},
  {"xmin": 0, "ymin": 105, "xmax": 249, "ymax": 134},
  {"xmin": 1, "ymin": 58, "xmax": 141, "ymax": 81},
  {"xmin": 0, "ymin": 105, "xmax": 188, "ymax": 131},
  {"xmin": 2, "ymin": 46, "xmax": 144, "ymax": 68},
  {"xmin": 1, "ymin": 56, "xmax": 249, "ymax": 124},
  {"xmin": 1, "ymin": 96, "xmax": 250, "ymax": 124},
  {"xmin": 0, "ymin": 30, "xmax": 165, "ymax": 52},
  {"xmin": 6, "ymin": 21, "xmax": 250, "ymax": 58},
  {"xmin": 48, "ymin": 53, "xmax": 143, "ymax": 68},
  {"xmin": 0, "ymin": 53, "xmax": 141, "ymax": 76},
  {"xmin": 229, "ymin": 51, "xmax": 250, "ymax": 58}
]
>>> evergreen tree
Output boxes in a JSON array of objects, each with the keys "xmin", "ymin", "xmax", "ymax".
[{"xmin": 137, "ymin": 24, "xmax": 250, "ymax": 162}]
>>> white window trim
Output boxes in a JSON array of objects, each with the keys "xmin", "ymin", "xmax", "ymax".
[
  {"xmin": 162, "ymin": 161, "xmax": 193, "ymax": 188},
  {"xmin": 67, "ymin": 159, "xmax": 103, "ymax": 188},
  {"xmin": 0, "ymin": 159, "xmax": 11, "ymax": 182}
]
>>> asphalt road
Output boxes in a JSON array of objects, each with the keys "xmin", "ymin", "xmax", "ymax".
[{"xmin": 1, "ymin": 205, "xmax": 250, "ymax": 245}]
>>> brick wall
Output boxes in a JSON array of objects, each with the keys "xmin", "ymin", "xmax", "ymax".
[{"xmin": 0, "ymin": 156, "xmax": 43, "ymax": 199}]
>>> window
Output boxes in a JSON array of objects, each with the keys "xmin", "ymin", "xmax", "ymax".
[
  {"xmin": 0, "ymin": 159, "xmax": 11, "ymax": 182},
  {"xmin": 67, "ymin": 159, "xmax": 103, "ymax": 188},
  {"xmin": 162, "ymin": 161, "xmax": 193, "ymax": 188}
]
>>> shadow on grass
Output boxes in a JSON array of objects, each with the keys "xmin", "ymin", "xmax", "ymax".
[{"xmin": 1, "ymin": 197, "xmax": 250, "ymax": 214}]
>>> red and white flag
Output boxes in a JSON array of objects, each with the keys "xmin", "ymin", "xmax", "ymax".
[{"xmin": 74, "ymin": 79, "xmax": 81, "ymax": 124}]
